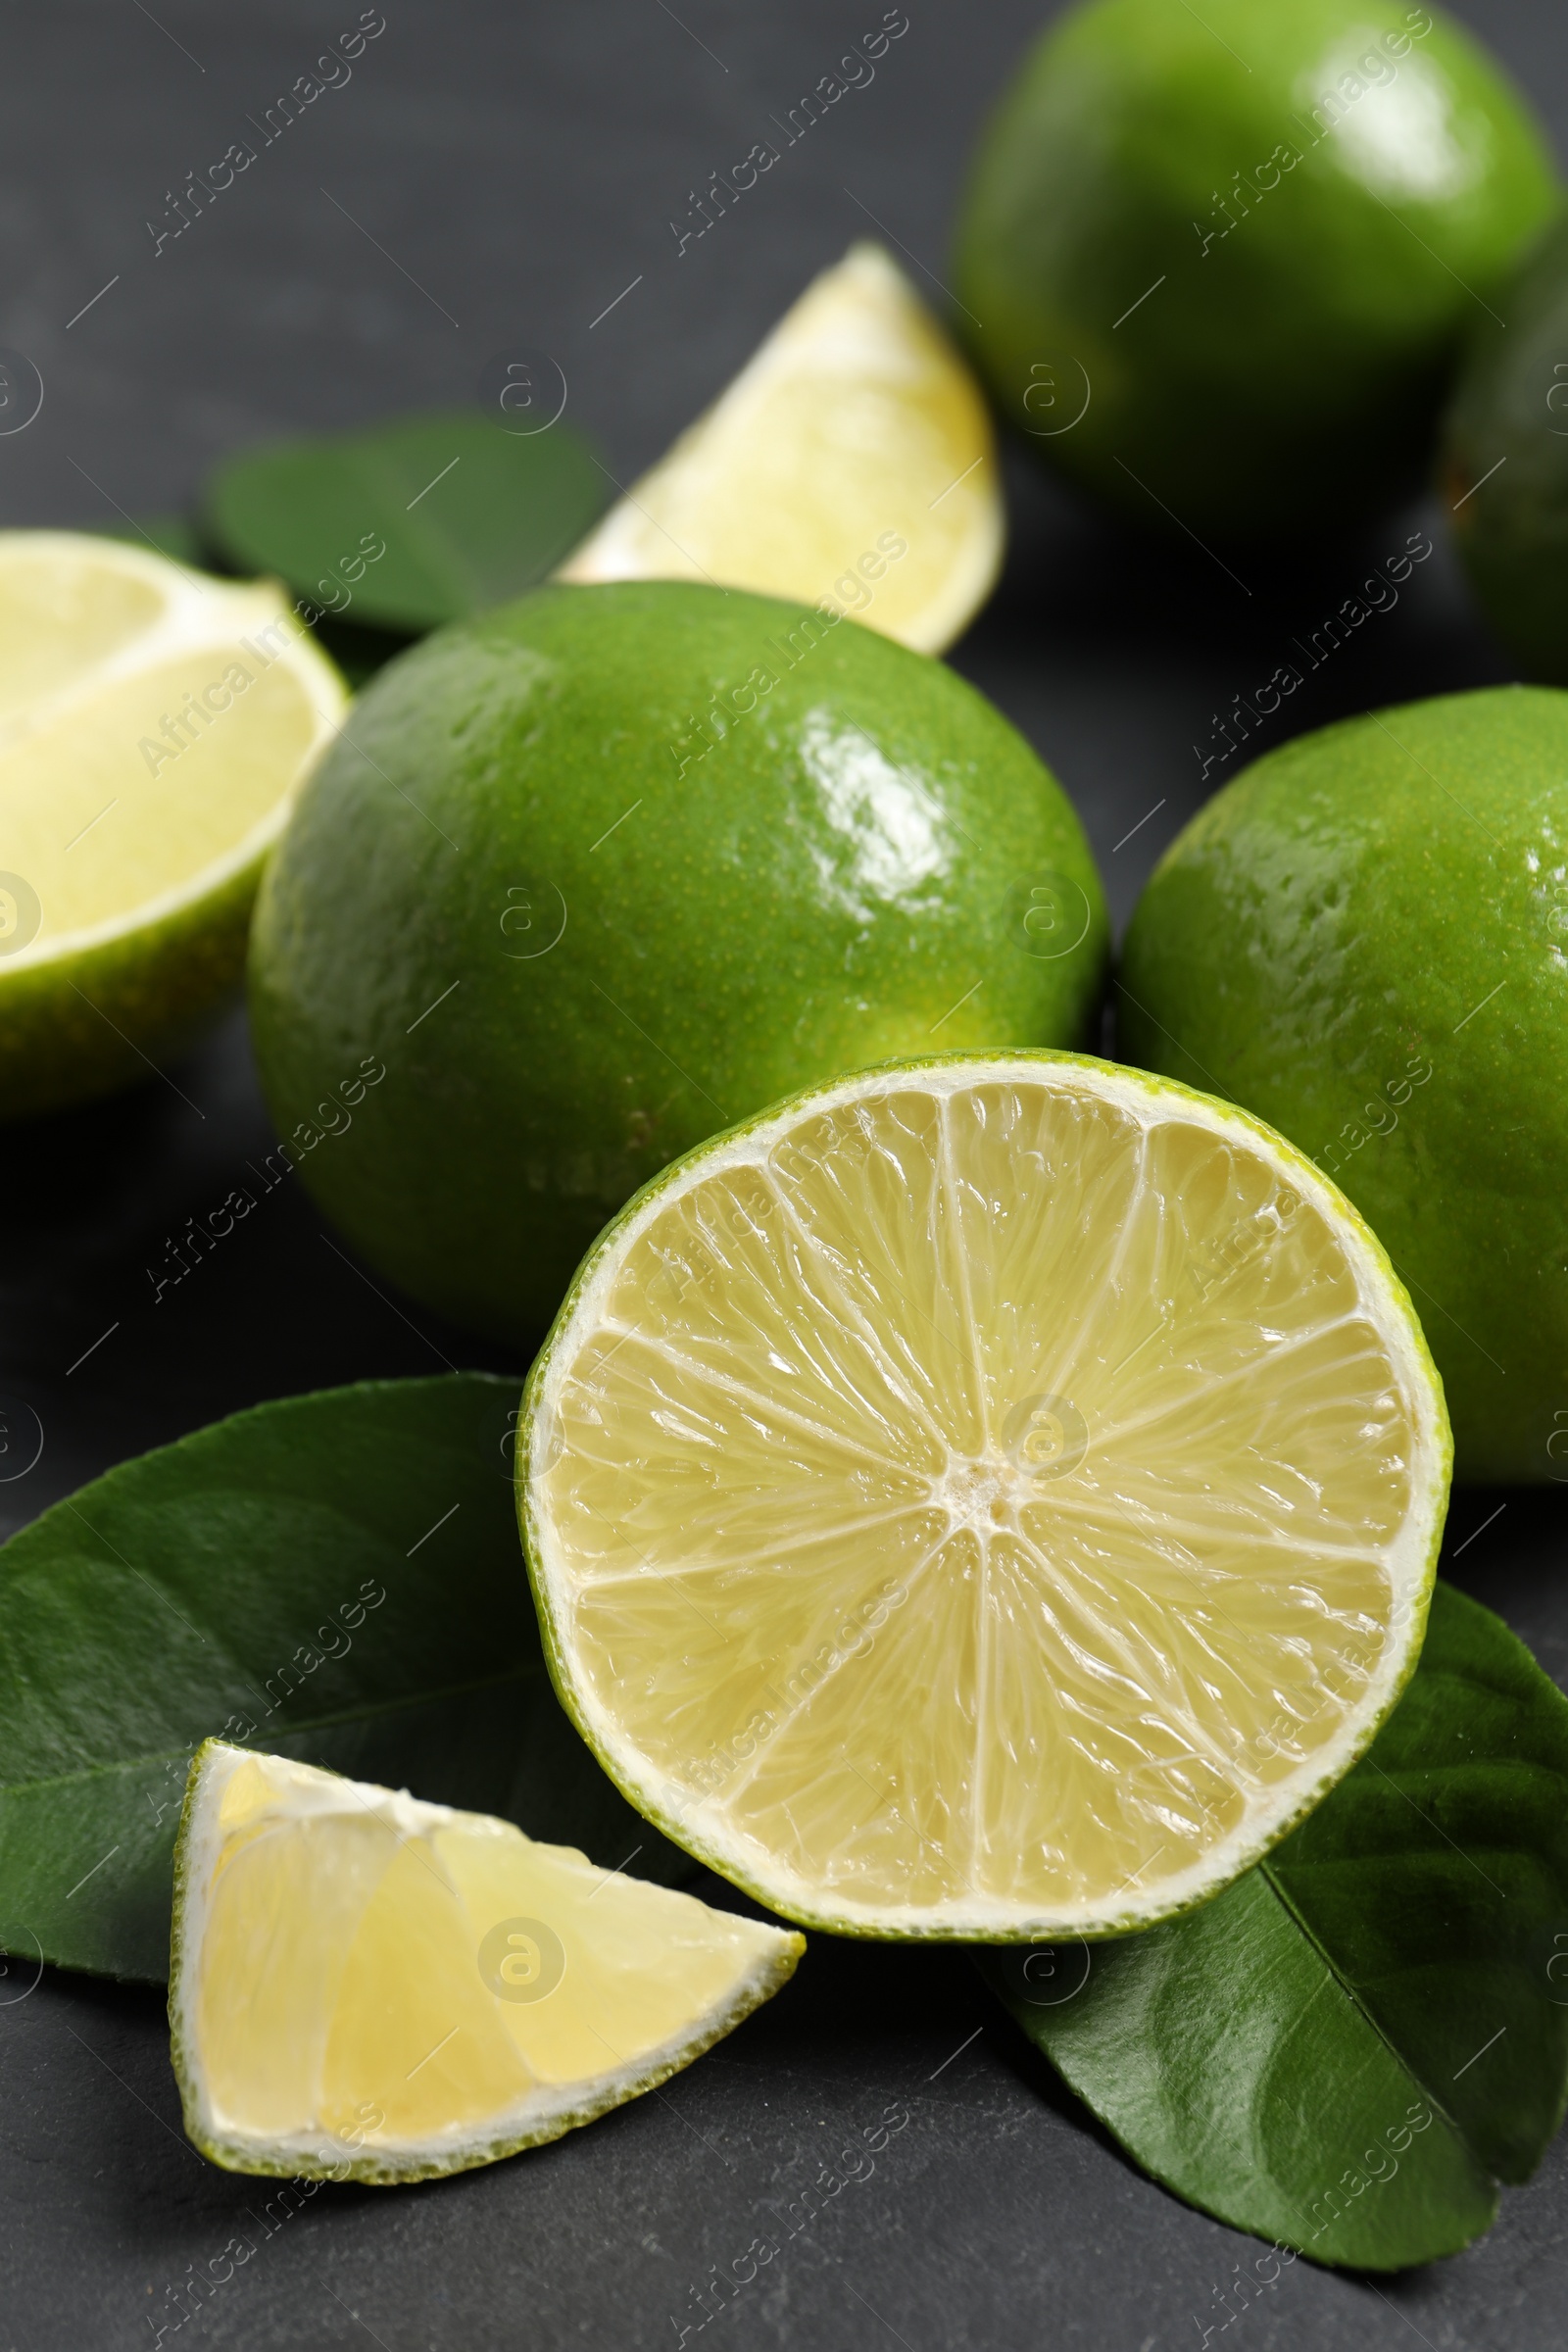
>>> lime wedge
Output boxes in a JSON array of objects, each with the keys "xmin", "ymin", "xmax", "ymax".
[
  {"xmin": 557, "ymin": 243, "xmax": 1003, "ymax": 653},
  {"xmin": 170, "ymin": 1741, "xmax": 802, "ymax": 2182}
]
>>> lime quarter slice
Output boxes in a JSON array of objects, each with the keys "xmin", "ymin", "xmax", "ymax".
[
  {"xmin": 170, "ymin": 1742, "xmax": 802, "ymax": 2183},
  {"xmin": 557, "ymin": 244, "xmax": 1004, "ymax": 654}
]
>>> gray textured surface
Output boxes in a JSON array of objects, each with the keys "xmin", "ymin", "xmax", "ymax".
[{"xmin": 1, "ymin": 2, "xmax": 1567, "ymax": 2345}]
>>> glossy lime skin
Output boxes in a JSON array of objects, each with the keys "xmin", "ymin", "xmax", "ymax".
[
  {"xmin": 1121, "ymin": 686, "xmax": 1568, "ymax": 1482},
  {"xmin": 1445, "ymin": 214, "xmax": 1568, "ymax": 680},
  {"xmin": 954, "ymin": 0, "xmax": 1558, "ymax": 539},
  {"xmin": 248, "ymin": 582, "xmax": 1108, "ymax": 1344}
]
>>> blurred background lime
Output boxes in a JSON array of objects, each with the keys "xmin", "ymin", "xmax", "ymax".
[
  {"xmin": 1445, "ymin": 212, "xmax": 1568, "ymax": 677},
  {"xmin": 954, "ymin": 0, "xmax": 1559, "ymax": 540},
  {"xmin": 1120, "ymin": 685, "xmax": 1568, "ymax": 1482},
  {"xmin": 248, "ymin": 581, "xmax": 1107, "ymax": 1345}
]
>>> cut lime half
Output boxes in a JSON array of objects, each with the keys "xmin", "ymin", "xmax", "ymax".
[
  {"xmin": 0, "ymin": 530, "xmax": 345, "ymax": 1117},
  {"xmin": 521, "ymin": 1054, "xmax": 1450, "ymax": 1940}
]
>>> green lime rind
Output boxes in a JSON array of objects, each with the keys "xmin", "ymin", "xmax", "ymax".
[
  {"xmin": 167, "ymin": 1739, "xmax": 804, "ymax": 2184},
  {"xmin": 0, "ymin": 852, "xmax": 264, "ymax": 1122},
  {"xmin": 1120, "ymin": 683, "xmax": 1568, "ymax": 1480},
  {"xmin": 516, "ymin": 1048, "xmax": 1451, "ymax": 1945},
  {"xmin": 248, "ymin": 578, "xmax": 1107, "ymax": 1348}
]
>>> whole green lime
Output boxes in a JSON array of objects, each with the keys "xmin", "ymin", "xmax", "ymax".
[
  {"xmin": 248, "ymin": 582, "xmax": 1107, "ymax": 1343},
  {"xmin": 1444, "ymin": 213, "xmax": 1568, "ymax": 679},
  {"xmin": 1120, "ymin": 685, "xmax": 1568, "ymax": 1482},
  {"xmin": 953, "ymin": 0, "xmax": 1558, "ymax": 540}
]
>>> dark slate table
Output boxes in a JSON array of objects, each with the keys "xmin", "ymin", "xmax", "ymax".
[{"xmin": 1, "ymin": 3, "xmax": 1565, "ymax": 2344}]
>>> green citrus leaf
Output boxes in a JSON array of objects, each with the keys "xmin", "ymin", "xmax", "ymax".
[
  {"xmin": 980, "ymin": 1583, "xmax": 1568, "ymax": 2271},
  {"xmin": 0, "ymin": 1373, "xmax": 685, "ymax": 1985},
  {"xmin": 204, "ymin": 409, "xmax": 610, "ymax": 633}
]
